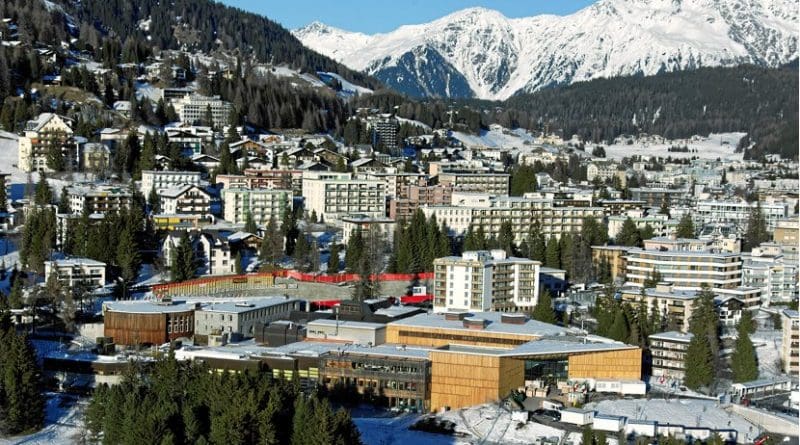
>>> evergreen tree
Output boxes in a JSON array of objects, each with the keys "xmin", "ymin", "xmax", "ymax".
[
  {"xmin": 544, "ymin": 237, "xmax": 560, "ymax": 268},
  {"xmin": 34, "ymin": 174, "xmax": 52, "ymax": 205},
  {"xmin": 293, "ymin": 232, "xmax": 310, "ymax": 272},
  {"xmin": 171, "ymin": 232, "xmax": 196, "ymax": 282},
  {"xmin": 0, "ymin": 174, "xmax": 6, "ymax": 213},
  {"xmin": 116, "ymin": 224, "xmax": 141, "ymax": 283},
  {"xmin": 531, "ymin": 290, "xmax": 557, "ymax": 324},
  {"xmin": 0, "ymin": 324, "xmax": 45, "ymax": 435},
  {"xmin": 684, "ymin": 333, "xmax": 714, "ymax": 391},
  {"xmin": 327, "ymin": 243, "xmax": 340, "ymax": 273},
  {"xmin": 259, "ymin": 217, "xmax": 284, "ymax": 265},
  {"xmin": 616, "ymin": 218, "xmax": 642, "ymax": 246},
  {"xmin": 7, "ymin": 276, "xmax": 23, "ymax": 309},
  {"xmin": 234, "ymin": 251, "xmax": 243, "ymax": 275},
  {"xmin": 731, "ymin": 314, "xmax": 759, "ymax": 383},
  {"xmin": 675, "ymin": 214, "xmax": 695, "ymax": 238},
  {"xmin": 744, "ymin": 201, "xmax": 770, "ymax": 251},
  {"xmin": 148, "ymin": 187, "xmax": 161, "ymax": 214},
  {"xmin": 244, "ymin": 211, "xmax": 258, "ymax": 234}
]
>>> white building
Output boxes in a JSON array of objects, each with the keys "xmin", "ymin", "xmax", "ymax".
[
  {"xmin": 173, "ymin": 94, "xmax": 233, "ymax": 128},
  {"xmin": 587, "ymin": 161, "xmax": 626, "ymax": 186},
  {"xmin": 66, "ymin": 184, "xmax": 132, "ymax": 215},
  {"xmin": 742, "ymin": 243, "xmax": 798, "ymax": 305},
  {"xmin": 194, "ymin": 297, "xmax": 301, "ymax": 340},
  {"xmin": 649, "ymin": 331, "xmax": 693, "ymax": 384},
  {"xmin": 302, "ymin": 173, "xmax": 386, "ymax": 225},
  {"xmin": 695, "ymin": 200, "xmax": 788, "ymax": 233},
  {"xmin": 44, "ymin": 258, "xmax": 107, "ymax": 289},
  {"xmin": 624, "ymin": 238, "xmax": 742, "ymax": 291},
  {"xmin": 159, "ymin": 185, "xmax": 212, "ymax": 216},
  {"xmin": 433, "ymin": 250, "xmax": 541, "ymax": 313},
  {"xmin": 222, "ymin": 188, "xmax": 292, "ymax": 227},
  {"xmin": 305, "ymin": 319, "xmax": 386, "ymax": 346},
  {"xmin": 341, "ymin": 216, "xmax": 396, "ymax": 244},
  {"xmin": 162, "ymin": 231, "xmax": 236, "ymax": 277},
  {"xmin": 18, "ymin": 113, "xmax": 77, "ymax": 172},
  {"xmin": 141, "ymin": 170, "xmax": 202, "ymax": 194}
]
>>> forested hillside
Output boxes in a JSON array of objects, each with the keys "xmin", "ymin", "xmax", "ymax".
[
  {"xmin": 501, "ymin": 63, "xmax": 799, "ymax": 160},
  {"xmin": 69, "ymin": 0, "xmax": 380, "ymax": 89}
]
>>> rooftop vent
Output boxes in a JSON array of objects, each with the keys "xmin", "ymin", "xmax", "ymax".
[
  {"xmin": 501, "ymin": 313, "xmax": 527, "ymax": 325},
  {"xmin": 463, "ymin": 317, "xmax": 487, "ymax": 330},
  {"xmin": 235, "ymin": 302, "xmax": 255, "ymax": 308},
  {"xmin": 443, "ymin": 311, "xmax": 469, "ymax": 321}
]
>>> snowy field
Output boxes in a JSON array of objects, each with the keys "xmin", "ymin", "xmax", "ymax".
[
  {"xmin": 0, "ymin": 393, "xmax": 87, "ymax": 445},
  {"xmin": 452, "ymin": 128, "xmax": 535, "ymax": 149},
  {"xmin": 355, "ymin": 404, "xmax": 569, "ymax": 445},
  {"xmin": 586, "ymin": 399, "xmax": 756, "ymax": 439},
  {"xmin": 751, "ymin": 329, "xmax": 783, "ymax": 379},
  {"xmin": 593, "ymin": 132, "xmax": 746, "ymax": 161}
]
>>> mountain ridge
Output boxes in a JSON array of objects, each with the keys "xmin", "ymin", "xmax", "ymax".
[{"xmin": 294, "ymin": 0, "xmax": 798, "ymax": 99}]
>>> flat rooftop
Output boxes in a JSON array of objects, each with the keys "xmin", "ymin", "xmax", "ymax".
[
  {"xmin": 198, "ymin": 297, "xmax": 297, "ymax": 314},
  {"xmin": 388, "ymin": 311, "xmax": 572, "ymax": 337},
  {"xmin": 648, "ymin": 331, "xmax": 693, "ymax": 343},
  {"xmin": 307, "ymin": 319, "xmax": 386, "ymax": 330}
]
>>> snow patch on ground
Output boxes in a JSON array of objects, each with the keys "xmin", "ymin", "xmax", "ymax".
[
  {"xmin": 318, "ymin": 71, "xmax": 373, "ymax": 96},
  {"xmin": 594, "ymin": 132, "xmax": 746, "ymax": 161},
  {"xmin": 451, "ymin": 128, "xmax": 535, "ymax": 149},
  {"xmin": 751, "ymin": 328, "xmax": 783, "ymax": 379},
  {"xmin": 397, "ymin": 117, "xmax": 432, "ymax": 131},
  {"xmin": 0, "ymin": 393, "xmax": 87, "ymax": 445},
  {"xmin": 135, "ymin": 81, "xmax": 165, "ymax": 102},
  {"xmin": 355, "ymin": 404, "xmax": 567, "ymax": 445},
  {"xmin": 586, "ymin": 398, "xmax": 756, "ymax": 440}
]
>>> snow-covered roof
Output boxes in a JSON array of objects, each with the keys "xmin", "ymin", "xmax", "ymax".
[{"xmin": 388, "ymin": 311, "xmax": 571, "ymax": 337}]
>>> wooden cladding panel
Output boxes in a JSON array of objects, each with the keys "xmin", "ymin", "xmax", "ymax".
[
  {"xmin": 429, "ymin": 352, "xmax": 524, "ymax": 412},
  {"xmin": 568, "ymin": 349, "xmax": 642, "ymax": 380},
  {"xmin": 385, "ymin": 325, "xmax": 534, "ymax": 349},
  {"xmin": 104, "ymin": 310, "xmax": 194, "ymax": 346}
]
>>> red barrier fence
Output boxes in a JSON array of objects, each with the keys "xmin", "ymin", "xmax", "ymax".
[
  {"xmin": 152, "ymin": 271, "xmax": 434, "ymax": 298},
  {"xmin": 274, "ymin": 270, "xmax": 433, "ymax": 284}
]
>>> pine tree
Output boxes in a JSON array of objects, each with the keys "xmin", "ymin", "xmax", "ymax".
[
  {"xmin": 675, "ymin": 214, "xmax": 695, "ymax": 238},
  {"xmin": 116, "ymin": 225, "xmax": 141, "ymax": 283},
  {"xmin": 34, "ymin": 174, "xmax": 52, "ymax": 205},
  {"xmin": 259, "ymin": 217, "xmax": 284, "ymax": 265},
  {"xmin": 684, "ymin": 333, "xmax": 714, "ymax": 390},
  {"xmin": 531, "ymin": 290, "xmax": 557, "ymax": 324},
  {"xmin": 616, "ymin": 217, "xmax": 642, "ymax": 246},
  {"xmin": 731, "ymin": 313, "xmax": 759, "ymax": 383},
  {"xmin": 545, "ymin": 237, "xmax": 560, "ymax": 268},
  {"xmin": 0, "ymin": 325, "xmax": 45, "ymax": 435},
  {"xmin": 744, "ymin": 201, "xmax": 769, "ymax": 251},
  {"xmin": 171, "ymin": 232, "xmax": 195, "ymax": 282},
  {"xmin": 0, "ymin": 174, "xmax": 7, "ymax": 213},
  {"xmin": 7, "ymin": 276, "xmax": 23, "ymax": 309},
  {"xmin": 327, "ymin": 243, "xmax": 340, "ymax": 273},
  {"xmin": 244, "ymin": 211, "xmax": 258, "ymax": 234}
]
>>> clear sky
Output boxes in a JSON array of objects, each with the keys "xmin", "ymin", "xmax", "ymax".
[{"xmin": 220, "ymin": 0, "xmax": 597, "ymax": 34}]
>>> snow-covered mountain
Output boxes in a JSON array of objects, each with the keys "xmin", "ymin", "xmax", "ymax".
[{"xmin": 293, "ymin": 0, "xmax": 798, "ymax": 100}]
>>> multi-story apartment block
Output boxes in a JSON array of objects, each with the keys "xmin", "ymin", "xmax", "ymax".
[
  {"xmin": 781, "ymin": 310, "xmax": 799, "ymax": 375},
  {"xmin": 629, "ymin": 187, "xmax": 691, "ymax": 206},
  {"xmin": 591, "ymin": 245, "xmax": 629, "ymax": 282},
  {"xmin": 341, "ymin": 215, "xmax": 396, "ymax": 244},
  {"xmin": 624, "ymin": 238, "xmax": 742, "ymax": 290},
  {"xmin": 18, "ymin": 113, "xmax": 77, "ymax": 172},
  {"xmin": 389, "ymin": 183, "xmax": 453, "ymax": 221},
  {"xmin": 222, "ymin": 188, "xmax": 291, "ymax": 227},
  {"xmin": 649, "ymin": 331, "xmax": 693, "ymax": 384},
  {"xmin": 44, "ymin": 258, "xmax": 107, "ymax": 289},
  {"xmin": 433, "ymin": 250, "xmax": 541, "ymax": 313},
  {"xmin": 773, "ymin": 218, "xmax": 799, "ymax": 246},
  {"xmin": 607, "ymin": 213, "xmax": 676, "ymax": 240},
  {"xmin": 66, "ymin": 184, "xmax": 132, "ymax": 215},
  {"xmin": 422, "ymin": 197, "xmax": 604, "ymax": 243},
  {"xmin": 587, "ymin": 161, "xmax": 626, "ymax": 186},
  {"xmin": 742, "ymin": 243, "xmax": 798, "ymax": 305},
  {"xmin": 162, "ymin": 230, "xmax": 237, "ymax": 276},
  {"xmin": 159, "ymin": 185, "xmax": 212, "ymax": 216},
  {"xmin": 141, "ymin": 170, "xmax": 202, "ymax": 194},
  {"xmin": 438, "ymin": 172, "xmax": 510, "ymax": 196},
  {"xmin": 174, "ymin": 94, "xmax": 233, "ymax": 128},
  {"xmin": 695, "ymin": 200, "xmax": 788, "ymax": 233},
  {"xmin": 302, "ymin": 174, "xmax": 386, "ymax": 225},
  {"xmin": 366, "ymin": 114, "xmax": 399, "ymax": 151}
]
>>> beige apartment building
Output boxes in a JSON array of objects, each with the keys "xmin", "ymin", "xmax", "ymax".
[
  {"xmin": 422, "ymin": 197, "xmax": 604, "ymax": 242},
  {"xmin": 18, "ymin": 113, "xmax": 77, "ymax": 172},
  {"xmin": 222, "ymin": 188, "xmax": 291, "ymax": 227},
  {"xmin": 44, "ymin": 258, "xmax": 107, "ymax": 289},
  {"xmin": 782, "ymin": 310, "xmax": 799, "ymax": 375},
  {"xmin": 66, "ymin": 184, "xmax": 132, "ymax": 215},
  {"xmin": 433, "ymin": 250, "xmax": 540, "ymax": 313},
  {"xmin": 624, "ymin": 238, "xmax": 742, "ymax": 290},
  {"xmin": 302, "ymin": 173, "xmax": 386, "ymax": 225},
  {"xmin": 437, "ymin": 172, "xmax": 509, "ymax": 196}
]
